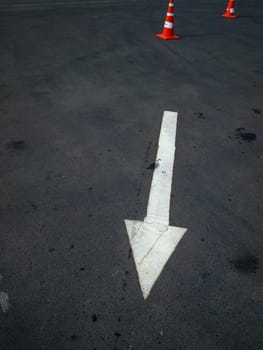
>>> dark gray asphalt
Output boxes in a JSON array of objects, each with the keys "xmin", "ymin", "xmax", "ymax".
[{"xmin": 0, "ymin": 0, "xmax": 263, "ymax": 349}]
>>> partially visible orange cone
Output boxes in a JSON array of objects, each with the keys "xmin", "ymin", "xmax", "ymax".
[
  {"xmin": 222, "ymin": 0, "xmax": 237, "ymax": 18},
  {"xmin": 156, "ymin": 0, "xmax": 180, "ymax": 40}
]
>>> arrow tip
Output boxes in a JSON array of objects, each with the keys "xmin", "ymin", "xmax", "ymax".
[{"xmin": 125, "ymin": 220, "xmax": 187, "ymax": 299}]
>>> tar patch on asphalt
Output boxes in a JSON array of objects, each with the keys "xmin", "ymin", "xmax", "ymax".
[
  {"xmin": 122, "ymin": 279, "xmax": 127, "ymax": 291},
  {"xmin": 231, "ymin": 255, "xmax": 259, "ymax": 274},
  {"xmin": 92, "ymin": 314, "xmax": 98, "ymax": 322},
  {"xmin": 252, "ymin": 108, "xmax": 261, "ymax": 114},
  {"xmin": 147, "ymin": 159, "xmax": 160, "ymax": 171},
  {"xmin": 147, "ymin": 162, "xmax": 156, "ymax": 170},
  {"xmin": 235, "ymin": 128, "xmax": 256, "ymax": 143},
  {"xmin": 71, "ymin": 333, "xmax": 77, "ymax": 340},
  {"xmin": 6, "ymin": 140, "xmax": 26, "ymax": 151},
  {"xmin": 228, "ymin": 128, "xmax": 257, "ymax": 143},
  {"xmin": 194, "ymin": 112, "xmax": 206, "ymax": 119}
]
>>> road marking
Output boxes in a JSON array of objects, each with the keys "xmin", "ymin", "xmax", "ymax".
[
  {"xmin": 125, "ymin": 111, "xmax": 187, "ymax": 299},
  {"xmin": 0, "ymin": 292, "xmax": 9, "ymax": 313},
  {"xmin": 0, "ymin": 275, "xmax": 9, "ymax": 313}
]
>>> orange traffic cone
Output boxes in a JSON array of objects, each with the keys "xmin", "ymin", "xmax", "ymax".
[
  {"xmin": 156, "ymin": 0, "xmax": 180, "ymax": 40},
  {"xmin": 222, "ymin": 0, "xmax": 237, "ymax": 18}
]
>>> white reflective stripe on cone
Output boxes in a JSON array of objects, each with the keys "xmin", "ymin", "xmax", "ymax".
[
  {"xmin": 230, "ymin": 8, "xmax": 235, "ymax": 13},
  {"xmin": 168, "ymin": 3, "xmax": 174, "ymax": 6},
  {"xmin": 164, "ymin": 21, "xmax": 173, "ymax": 29},
  {"xmin": 167, "ymin": 12, "xmax": 174, "ymax": 16}
]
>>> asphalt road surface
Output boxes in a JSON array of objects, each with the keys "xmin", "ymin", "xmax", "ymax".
[{"xmin": 0, "ymin": 0, "xmax": 263, "ymax": 349}]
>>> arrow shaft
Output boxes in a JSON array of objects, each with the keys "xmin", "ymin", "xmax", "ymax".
[{"xmin": 145, "ymin": 111, "xmax": 178, "ymax": 227}]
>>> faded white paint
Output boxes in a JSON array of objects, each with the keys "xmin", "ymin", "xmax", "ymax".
[
  {"xmin": 125, "ymin": 111, "xmax": 187, "ymax": 299},
  {"xmin": 0, "ymin": 292, "xmax": 9, "ymax": 313},
  {"xmin": 145, "ymin": 111, "xmax": 178, "ymax": 226}
]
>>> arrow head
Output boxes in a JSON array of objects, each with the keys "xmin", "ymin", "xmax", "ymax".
[{"xmin": 125, "ymin": 219, "xmax": 187, "ymax": 299}]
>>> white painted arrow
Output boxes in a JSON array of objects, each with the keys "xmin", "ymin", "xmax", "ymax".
[{"xmin": 125, "ymin": 111, "xmax": 187, "ymax": 299}]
